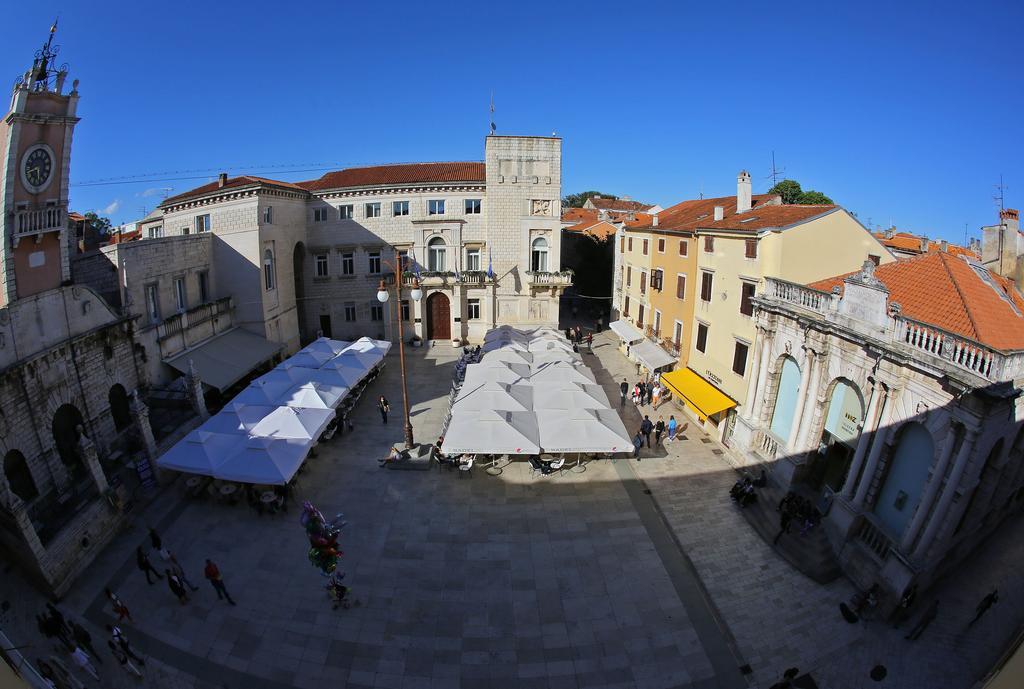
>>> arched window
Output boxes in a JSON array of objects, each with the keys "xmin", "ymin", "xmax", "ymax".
[
  {"xmin": 874, "ymin": 422, "xmax": 934, "ymax": 539},
  {"xmin": 769, "ymin": 357, "xmax": 801, "ymax": 440},
  {"xmin": 4, "ymin": 450, "xmax": 38, "ymax": 502},
  {"xmin": 263, "ymin": 249, "xmax": 275, "ymax": 290},
  {"xmin": 428, "ymin": 237, "xmax": 446, "ymax": 272},
  {"xmin": 52, "ymin": 404, "xmax": 86, "ymax": 482},
  {"xmin": 109, "ymin": 384, "xmax": 132, "ymax": 432},
  {"xmin": 531, "ymin": 237, "xmax": 549, "ymax": 272}
]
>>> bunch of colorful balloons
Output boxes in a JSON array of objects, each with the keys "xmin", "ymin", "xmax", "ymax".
[{"xmin": 299, "ymin": 501, "xmax": 346, "ymax": 575}]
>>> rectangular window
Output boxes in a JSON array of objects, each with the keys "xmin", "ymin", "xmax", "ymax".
[
  {"xmin": 869, "ymin": 254, "xmax": 881, "ymax": 266},
  {"xmin": 679, "ymin": 239, "xmax": 688, "ymax": 256},
  {"xmin": 637, "ymin": 304, "xmax": 645, "ymax": 327},
  {"xmin": 704, "ymin": 236, "xmax": 714, "ymax": 253},
  {"xmin": 740, "ymin": 282, "xmax": 755, "ymax": 316},
  {"xmin": 733, "ymin": 341, "xmax": 749, "ymax": 376},
  {"xmin": 654, "ymin": 310, "xmax": 662, "ymax": 336},
  {"xmin": 620, "ymin": 237, "xmax": 625, "ymax": 253},
  {"xmin": 344, "ymin": 302, "xmax": 357, "ymax": 322},
  {"xmin": 174, "ymin": 277, "xmax": 186, "ymax": 312},
  {"xmin": 673, "ymin": 321, "xmax": 683, "ymax": 348},
  {"xmin": 464, "ymin": 199, "xmax": 482, "ymax": 215},
  {"xmin": 696, "ymin": 323, "xmax": 709, "ymax": 353},
  {"xmin": 368, "ymin": 251, "xmax": 381, "ymax": 274},
  {"xmin": 364, "ymin": 202, "xmax": 381, "ymax": 218},
  {"xmin": 745, "ymin": 239, "xmax": 757, "ymax": 259},
  {"xmin": 658, "ymin": 238, "xmax": 666, "ymax": 253},
  {"xmin": 339, "ymin": 205, "xmax": 354, "ymax": 220},
  {"xmin": 652, "ymin": 269, "xmax": 663, "ymax": 291},
  {"xmin": 676, "ymin": 274, "xmax": 686, "ymax": 300},
  {"xmin": 198, "ymin": 271, "xmax": 209, "ymax": 303},
  {"xmin": 401, "ymin": 299, "xmax": 410, "ymax": 321},
  {"xmin": 341, "ymin": 252, "xmax": 354, "ymax": 275},
  {"xmin": 626, "ymin": 266, "xmax": 632, "ymax": 287},
  {"xmin": 624, "ymin": 295, "xmax": 630, "ymax": 316},
  {"xmin": 195, "ymin": 214, "xmax": 211, "ymax": 233},
  {"xmin": 428, "ymin": 199, "xmax": 445, "ymax": 215},
  {"xmin": 398, "ymin": 250, "xmax": 410, "ymax": 272},
  {"xmin": 393, "ymin": 201, "xmax": 409, "ymax": 217},
  {"xmin": 640, "ymin": 271, "xmax": 647, "ymax": 295},
  {"xmin": 263, "ymin": 206, "xmax": 273, "ymax": 224},
  {"xmin": 313, "ymin": 208, "xmax": 328, "ymax": 222},
  {"xmin": 466, "ymin": 248, "xmax": 481, "ymax": 271},
  {"xmin": 370, "ymin": 304, "xmax": 384, "ymax": 322},
  {"xmin": 642, "ymin": 239, "xmax": 649, "ymax": 256},
  {"xmin": 181, "ymin": 226, "xmax": 190, "ymax": 235},
  {"xmin": 145, "ymin": 284, "xmax": 160, "ymax": 323},
  {"xmin": 628, "ymin": 237, "xmax": 633, "ymax": 251},
  {"xmin": 700, "ymin": 271, "xmax": 713, "ymax": 302},
  {"xmin": 148, "ymin": 226, "xmax": 164, "ymax": 239},
  {"xmin": 315, "ymin": 254, "xmax": 329, "ymax": 278},
  {"xmin": 467, "ymin": 298, "xmax": 481, "ymax": 320}
]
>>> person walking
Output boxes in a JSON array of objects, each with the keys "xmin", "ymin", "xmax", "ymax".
[
  {"xmin": 377, "ymin": 396, "xmax": 390, "ymax": 424},
  {"xmin": 651, "ymin": 383, "xmax": 661, "ymax": 409},
  {"xmin": 107, "ymin": 624, "xmax": 145, "ymax": 665},
  {"xmin": 773, "ymin": 509, "xmax": 792, "ymax": 545},
  {"xmin": 108, "ymin": 640, "xmax": 143, "ymax": 678},
  {"xmin": 70, "ymin": 621, "xmax": 102, "ymax": 665},
  {"xmin": 104, "ymin": 588, "xmax": 133, "ymax": 623},
  {"xmin": 905, "ymin": 600, "xmax": 939, "ymax": 640},
  {"xmin": 640, "ymin": 416, "xmax": 654, "ymax": 448},
  {"xmin": 148, "ymin": 527, "xmax": 162, "ymax": 552},
  {"xmin": 654, "ymin": 418, "xmax": 665, "ymax": 445},
  {"xmin": 163, "ymin": 550, "xmax": 199, "ymax": 591},
  {"xmin": 632, "ymin": 431, "xmax": 643, "ymax": 460},
  {"xmin": 204, "ymin": 559, "xmax": 237, "ymax": 605},
  {"xmin": 166, "ymin": 570, "xmax": 189, "ymax": 604},
  {"xmin": 586, "ymin": 332, "xmax": 593, "ymax": 351},
  {"xmin": 69, "ymin": 644, "xmax": 100, "ymax": 682},
  {"xmin": 969, "ymin": 589, "xmax": 999, "ymax": 626},
  {"xmin": 619, "ymin": 379, "xmax": 628, "ymax": 409},
  {"xmin": 891, "ymin": 584, "xmax": 917, "ymax": 628},
  {"xmin": 667, "ymin": 415, "xmax": 678, "ymax": 442},
  {"xmin": 136, "ymin": 546, "xmax": 162, "ymax": 584},
  {"xmin": 645, "ymin": 382, "xmax": 654, "ymax": 406}
]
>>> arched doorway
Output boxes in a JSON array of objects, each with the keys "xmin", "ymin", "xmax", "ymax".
[
  {"xmin": 52, "ymin": 404, "xmax": 86, "ymax": 482},
  {"xmin": 293, "ymin": 242, "xmax": 308, "ymax": 343},
  {"xmin": 874, "ymin": 422, "xmax": 934, "ymax": 539},
  {"xmin": 808, "ymin": 379, "xmax": 865, "ymax": 493},
  {"xmin": 425, "ymin": 292, "xmax": 451, "ymax": 340},
  {"xmin": 109, "ymin": 384, "xmax": 131, "ymax": 432},
  {"xmin": 769, "ymin": 357, "xmax": 801, "ymax": 440},
  {"xmin": 4, "ymin": 450, "xmax": 38, "ymax": 502}
]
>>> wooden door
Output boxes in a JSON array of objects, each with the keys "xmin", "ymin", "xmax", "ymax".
[{"xmin": 426, "ymin": 292, "xmax": 451, "ymax": 340}]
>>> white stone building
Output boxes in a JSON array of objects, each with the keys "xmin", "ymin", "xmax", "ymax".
[
  {"xmin": 146, "ymin": 136, "xmax": 569, "ymax": 353},
  {"xmin": 731, "ymin": 242, "xmax": 1024, "ymax": 605}
]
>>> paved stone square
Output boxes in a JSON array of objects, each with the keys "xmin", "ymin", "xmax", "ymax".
[{"xmin": 2, "ymin": 333, "xmax": 1022, "ymax": 689}]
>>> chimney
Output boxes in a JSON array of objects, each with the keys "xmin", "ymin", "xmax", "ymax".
[
  {"xmin": 218, "ymin": 172, "xmax": 228, "ymax": 188},
  {"xmin": 737, "ymin": 170, "xmax": 752, "ymax": 213},
  {"xmin": 884, "ymin": 227, "xmax": 895, "ymax": 239},
  {"xmin": 940, "ymin": 240, "xmax": 948, "ymax": 253},
  {"xmin": 919, "ymin": 236, "xmax": 929, "ymax": 253},
  {"xmin": 714, "ymin": 206, "xmax": 724, "ymax": 222},
  {"xmin": 1001, "ymin": 208, "xmax": 1020, "ymax": 232}
]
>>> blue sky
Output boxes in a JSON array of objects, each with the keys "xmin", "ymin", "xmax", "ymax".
[{"xmin": 4, "ymin": 1, "xmax": 1021, "ymax": 243}]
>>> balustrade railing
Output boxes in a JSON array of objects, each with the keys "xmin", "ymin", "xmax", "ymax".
[
  {"xmin": 526, "ymin": 271, "xmax": 573, "ymax": 285},
  {"xmin": 756, "ymin": 430, "xmax": 779, "ymax": 462},
  {"xmin": 855, "ymin": 517, "xmax": 893, "ymax": 561},
  {"xmin": 15, "ymin": 206, "xmax": 64, "ymax": 235},
  {"xmin": 767, "ymin": 278, "xmax": 834, "ymax": 312}
]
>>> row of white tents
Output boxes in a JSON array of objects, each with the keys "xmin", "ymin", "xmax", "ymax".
[
  {"xmin": 157, "ymin": 336, "xmax": 391, "ymax": 485},
  {"xmin": 441, "ymin": 326, "xmax": 632, "ymax": 455}
]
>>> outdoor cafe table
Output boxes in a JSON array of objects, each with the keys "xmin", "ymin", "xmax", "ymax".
[{"xmin": 260, "ymin": 491, "xmax": 277, "ymax": 504}]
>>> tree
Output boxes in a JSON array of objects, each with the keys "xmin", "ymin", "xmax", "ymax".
[
  {"xmin": 767, "ymin": 179, "xmax": 834, "ymax": 205},
  {"xmin": 562, "ymin": 191, "xmax": 618, "ymax": 208},
  {"xmin": 83, "ymin": 212, "xmax": 112, "ymax": 239}
]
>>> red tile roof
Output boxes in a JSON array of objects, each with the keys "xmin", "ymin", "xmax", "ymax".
[
  {"xmin": 562, "ymin": 208, "xmax": 618, "ymax": 240},
  {"xmin": 872, "ymin": 231, "xmax": 979, "ymax": 259},
  {"xmin": 297, "ymin": 162, "xmax": 485, "ymax": 191},
  {"xmin": 68, "ymin": 211, "xmax": 85, "ymax": 222},
  {"xmin": 808, "ymin": 252, "xmax": 1024, "ymax": 351},
  {"xmin": 162, "ymin": 175, "xmax": 307, "ymax": 206},
  {"xmin": 107, "ymin": 229, "xmax": 141, "ymax": 245},
  {"xmin": 628, "ymin": 194, "xmax": 832, "ymax": 233},
  {"xmin": 586, "ymin": 197, "xmax": 653, "ymax": 212}
]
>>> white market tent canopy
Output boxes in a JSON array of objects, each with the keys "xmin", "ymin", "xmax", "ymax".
[
  {"xmin": 441, "ymin": 327, "xmax": 631, "ymax": 456},
  {"xmin": 632, "ymin": 339, "xmax": 676, "ymax": 372},
  {"xmin": 157, "ymin": 336, "xmax": 391, "ymax": 484},
  {"xmin": 609, "ymin": 319, "xmax": 644, "ymax": 344}
]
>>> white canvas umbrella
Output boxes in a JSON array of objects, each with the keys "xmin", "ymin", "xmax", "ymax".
[
  {"xmin": 479, "ymin": 349, "xmax": 533, "ymax": 365},
  {"xmin": 316, "ymin": 357, "xmax": 366, "ymax": 387},
  {"xmin": 461, "ymin": 362, "xmax": 532, "ymax": 387},
  {"xmin": 527, "ymin": 338, "xmax": 576, "ymax": 353},
  {"xmin": 203, "ymin": 403, "xmax": 277, "ymax": 434},
  {"xmin": 328, "ymin": 349, "xmax": 381, "ymax": 372},
  {"xmin": 528, "ymin": 361, "xmax": 596, "ymax": 384},
  {"xmin": 533, "ymin": 384, "xmax": 611, "ymax": 411},
  {"xmin": 301, "ymin": 337, "xmax": 351, "ymax": 356},
  {"xmin": 484, "ymin": 326, "xmax": 529, "ymax": 342},
  {"xmin": 214, "ymin": 436, "xmax": 310, "ymax": 485},
  {"xmin": 251, "ymin": 368, "xmax": 312, "ymax": 398},
  {"xmin": 454, "ymin": 381, "xmax": 533, "ymax": 412},
  {"xmin": 288, "ymin": 349, "xmax": 336, "ymax": 369},
  {"xmin": 537, "ymin": 408, "xmax": 631, "ymax": 453},
  {"xmin": 156, "ymin": 430, "xmax": 244, "ymax": 476},
  {"xmin": 442, "ymin": 410, "xmax": 541, "ymax": 455},
  {"xmin": 249, "ymin": 406, "xmax": 334, "ymax": 440},
  {"xmin": 531, "ymin": 349, "xmax": 581, "ymax": 365},
  {"xmin": 278, "ymin": 381, "xmax": 348, "ymax": 410},
  {"xmin": 481, "ymin": 338, "xmax": 530, "ymax": 353}
]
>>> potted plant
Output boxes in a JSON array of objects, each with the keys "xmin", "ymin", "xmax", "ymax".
[
  {"xmin": 451, "ymin": 337, "xmax": 462, "ymax": 348},
  {"xmin": 410, "ymin": 335, "xmax": 422, "ymax": 348}
]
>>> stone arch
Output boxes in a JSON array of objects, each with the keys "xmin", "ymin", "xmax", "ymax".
[
  {"xmin": 768, "ymin": 355, "xmax": 800, "ymax": 439},
  {"xmin": 51, "ymin": 404, "xmax": 86, "ymax": 481},
  {"xmin": 293, "ymin": 241, "xmax": 308, "ymax": 343},
  {"xmin": 808, "ymin": 377, "xmax": 866, "ymax": 492},
  {"xmin": 4, "ymin": 449, "xmax": 38, "ymax": 502},
  {"xmin": 874, "ymin": 421, "xmax": 935, "ymax": 539},
  {"xmin": 108, "ymin": 383, "xmax": 131, "ymax": 432}
]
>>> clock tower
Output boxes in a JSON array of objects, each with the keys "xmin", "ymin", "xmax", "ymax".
[{"xmin": 0, "ymin": 22, "xmax": 79, "ymax": 305}]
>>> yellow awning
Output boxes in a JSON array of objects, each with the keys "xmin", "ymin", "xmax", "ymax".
[{"xmin": 660, "ymin": 368, "xmax": 737, "ymax": 420}]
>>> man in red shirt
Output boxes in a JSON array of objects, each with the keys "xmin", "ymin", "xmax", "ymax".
[{"xmin": 203, "ymin": 559, "xmax": 237, "ymax": 605}]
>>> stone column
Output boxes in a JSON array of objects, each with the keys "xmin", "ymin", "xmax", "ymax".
[
  {"xmin": 841, "ymin": 380, "xmax": 882, "ymax": 499},
  {"xmin": 900, "ymin": 423, "xmax": 960, "ymax": 551},
  {"xmin": 795, "ymin": 350, "xmax": 827, "ymax": 453},
  {"xmin": 853, "ymin": 386, "xmax": 894, "ymax": 508},
  {"xmin": 130, "ymin": 390, "xmax": 163, "ymax": 483},
  {"xmin": 912, "ymin": 428, "xmax": 978, "ymax": 560},
  {"xmin": 787, "ymin": 347, "xmax": 815, "ymax": 449},
  {"xmin": 187, "ymin": 359, "xmax": 209, "ymax": 420},
  {"xmin": 76, "ymin": 426, "xmax": 109, "ymax": 493},
  {"xmin": 742, "ymin": 328, "xmax": 765, "ymax": 421}
]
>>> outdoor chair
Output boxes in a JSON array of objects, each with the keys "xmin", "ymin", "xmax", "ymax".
[
  {"xmin": 528, "ymin": 456, "xmax": 550, "ymax": 479},
  {"xmin": 458, "ymin": 456, "xmax": 474, "ymax": 478},
  {"xmin": 548, "ymin": 457, "xmax": 566, "ymax": 476}
]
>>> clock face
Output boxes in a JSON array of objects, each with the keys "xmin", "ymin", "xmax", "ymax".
[{"xmin": 23, "ymin": 147, "xmax": 53, "ymax": 191}]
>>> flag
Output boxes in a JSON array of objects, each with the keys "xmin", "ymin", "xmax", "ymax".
[
  {"xmin": 487, "ymin": 250, "xmax": 495, "ymax": 280},
  {"xmin": 411, "ymin": 249, "xmax": 421, "ymax": 278},
  {"xmin": 454, "ymin": 253, "xmax": 461, "ymax": 282}
]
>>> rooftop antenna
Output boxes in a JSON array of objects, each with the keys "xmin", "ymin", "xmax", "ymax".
[
  {"xmin": 994, "ymin": 174, "xmax": 1007, "ymax": 211},
  {"xmin": 767, "ymin": 151, "xmax": 785, "ymax": 187},
  {"xmin": 489, "ymin": 92, "xmax": 496, "ymax": 136},
  {"xmin": 699, "ymin": 180, "xmax": 704, "ymax": 200},
  {"xmin": 160, "ymin": 187, "xmax": 172, "ymax": 199}
]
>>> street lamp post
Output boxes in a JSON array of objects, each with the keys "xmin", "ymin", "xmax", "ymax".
[{"xmin": 376, "ymin": 250, "xmax": 422, "ymax": 449}]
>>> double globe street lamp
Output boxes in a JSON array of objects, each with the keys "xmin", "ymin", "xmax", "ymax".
[{"xmin": 376, "ymin": 249, "xmax": 422, "ymax": 449}]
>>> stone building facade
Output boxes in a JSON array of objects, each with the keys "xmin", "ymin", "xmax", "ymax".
[{"xmin": 731, "ymin": 253, "xmax": 1024, "ymax": 605}]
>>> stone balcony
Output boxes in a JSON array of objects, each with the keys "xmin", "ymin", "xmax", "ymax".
[
  {"xmin": 526, "ymin": 270, "xmax": 573, "ymax": 294},
  {"xmin": 11, "ymin": 204, "xmax": 65, "ymax": 246},
  {"xmin": 400, "ymin": 271, "xmax": 494, "ymax": 288}
]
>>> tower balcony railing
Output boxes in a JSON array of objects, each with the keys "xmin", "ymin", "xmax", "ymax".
[
  {"xmin": 526, "ymin": 270, "xmax": 573, "ymax": 286},
  {"xmin": 12, "ymin": 204, "xmax": 66, "ymax": 246}
]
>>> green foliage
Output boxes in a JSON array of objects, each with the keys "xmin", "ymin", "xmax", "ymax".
[
  {"xmin": 83, "ymin": 211, "xmax": 113, "ymax": 238},
  {"xmin": 562, "ymin": 191, "xmax": 618, "ymax": 208},
  {"xmin": 767, "ymin": 179, "xmax": 834, "ymax": 205}
]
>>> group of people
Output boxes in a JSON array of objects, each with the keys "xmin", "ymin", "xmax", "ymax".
[
  {"xmin": 34, "ymin": 601, "xmax": 146, "ymax": 683},
  {"xmin": 452, "ymin": 346, "xmax": 483, "ymax": 382},
  {"xmin": 631, "ymin": 414, "xmax": 680, "ymax": 459},
  {"xmin": 729, "ymin": 470, "xmax": 766, "ymax": 507},
  {"xmin": 135, "ymin": 529, "xmax": 237, "ymax": 607},
  {"xmin": 774, "ymin": 490, "xmax": 822, "ymax": 543},
  {"xmin": 563, "ymin": 325, "xmax": 593, "ymax": 350},
  {"xmin": 620, "ymin": 377, "xmax": 669, "ymax": 411}
]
